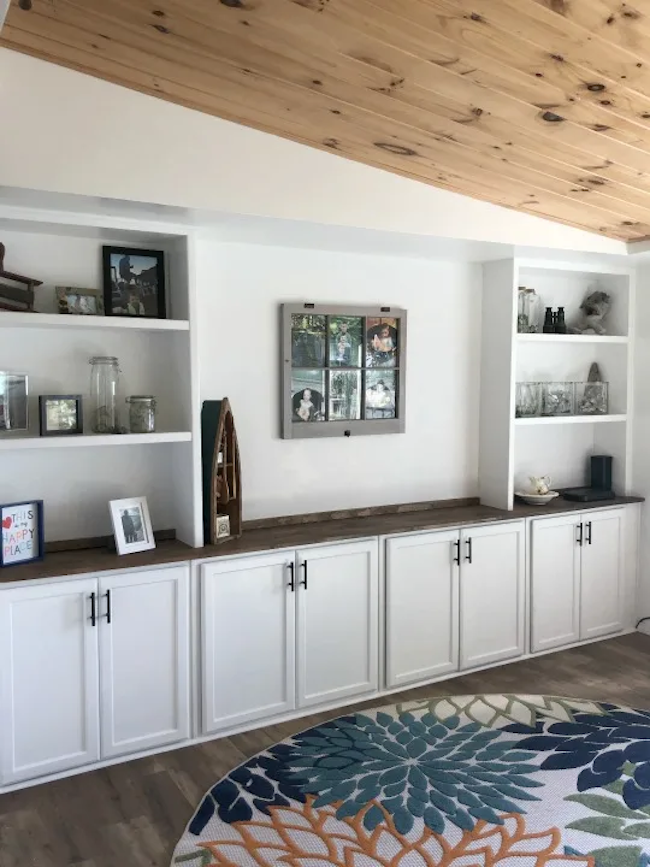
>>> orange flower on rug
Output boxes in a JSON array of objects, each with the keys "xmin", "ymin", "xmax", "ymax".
[{"xmin": 194, "ymin": 798, "xmax": 592, "ymax": 867}]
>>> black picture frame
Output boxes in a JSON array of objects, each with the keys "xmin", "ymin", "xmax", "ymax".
[
  {"xmin": 102, "ymin": 246, "xmax": 166, "ymax": 319},
  {"xmin": 39, "ymin": 395, "xmax": 83, "ymax": 437},
  {"xmin": 0, "ymin": 500, "xmax": 44, "ymax": 567}
]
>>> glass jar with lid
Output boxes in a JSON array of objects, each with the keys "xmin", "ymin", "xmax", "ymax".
[
  {"xmin": 126, "ymin": 395, "xmax": 156, "ymax": 434},
  {"xmin": 89, "ymin": 356, "xmax": 121, "ymax": 433}
]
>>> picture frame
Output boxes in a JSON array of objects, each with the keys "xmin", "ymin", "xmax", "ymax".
[
  {"xmin": 102, "ymin": 246, "xmax": 166, "ymax": 319},
  {"xmin": 109, "ymin": 496, "xmax": 155, "ymax": 555},
  {"xmin": 39, "ymin": 395, "xmax": 83, "ymax": 436},
  {"xmin": 56, "ymin": 286, "xmax": 104, "ymax": 316},
  {"xmin": 282, "ymin": 304, "xmax": 407, "ymax": 439},
  {"xmin": 0, "ymin": 371, "xmax": 28, "ymax": 433},
  {"xmin": 1, "ymin": 500, "xmax": 44, "ymax": 567}
]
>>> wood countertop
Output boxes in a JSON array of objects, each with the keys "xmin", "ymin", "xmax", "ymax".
[{"xmin": 0, "ymin": 495, "xmax": 643, "ymax": 585}]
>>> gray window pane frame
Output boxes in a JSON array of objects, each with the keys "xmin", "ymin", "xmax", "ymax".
[{"xmin": 282, "ymin": 303, "xmax": 407, "ymax": 439}]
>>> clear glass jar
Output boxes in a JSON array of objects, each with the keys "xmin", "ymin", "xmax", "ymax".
[
  {"xmin": 89, "ymin": 356, "xmax": 120, "ymax": 433},
  {"xmin": 126, "ymin": 395, "xmax": 156, "ymax": 433}
]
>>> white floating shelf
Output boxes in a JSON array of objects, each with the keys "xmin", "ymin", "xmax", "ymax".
[
  {"xmin": 515, "ymin": 414, "xmax": 627, "ymax": 426},
  {"xmin": 0, "ymin": 311, "xmax": 189, "ymax": 332},
  {"xmin": 0, "ymin": 432, "xmax": 192, "ymax": 450},
  {"xmin": 517, "ymin": 333, "xmax": 628, "ymax": 344}
]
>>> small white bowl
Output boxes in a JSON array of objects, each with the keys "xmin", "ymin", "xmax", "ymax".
[{"xmin": 515, "ymin": 490, "xmax": 560, "ymax": 506}]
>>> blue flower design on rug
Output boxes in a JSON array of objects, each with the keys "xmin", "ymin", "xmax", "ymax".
[
  {"xmin": 506, "ymin": 704, "xmax": 650, "ymax": 809},
  {"xmin": 174, "ymin": 696, "xmax": 650, "ymax": 867},
  {"xmin": 194, "ymin": 707, "xmax": 541, "ymax": 836}
]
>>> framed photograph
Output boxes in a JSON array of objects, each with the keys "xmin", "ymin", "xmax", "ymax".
[
  {"xmin": 109, "ymin": 496, "xmax": 155, "ymax": 555},
  {"xmin": 1, "ymin": 500, "xmax": 44, "ymax": 567},
  {"xmin": 56, "ymin": 286, "xmax": 104, "ymax": 316},
  {"xmin": 103, "ymin": 246, "xmax": 166, "ymax": 319},
  {"xmin": 0, "ymin": 372, "xmax": 28, "ymax": 433},
  {"xmin": 282, "ymin": 304, "xmax": 406, "ymax": 438},
  {"xmin": 39, "ymin": 395, "xmax": 83, "ymax": 436}
]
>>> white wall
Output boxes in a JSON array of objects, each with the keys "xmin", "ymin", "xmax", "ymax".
[
  {"xmin": 0, "ymin": 49, "xmax": 625, "ymax": 255},
  {"xmin": 197, "ymin": 241, "xmax": 481, "ymax": 519}
]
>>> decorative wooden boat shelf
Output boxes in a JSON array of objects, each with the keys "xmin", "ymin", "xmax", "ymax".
[{"xmin": 201, "ymin": 398, "xmax": 242, "ymax": 544}]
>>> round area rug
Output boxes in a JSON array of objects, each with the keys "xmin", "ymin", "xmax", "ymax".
[{"xmin": 172, "ymin": 694, "xmax": 650, "ymax": 867}]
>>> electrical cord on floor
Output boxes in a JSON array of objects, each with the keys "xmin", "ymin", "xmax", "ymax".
[{"xmin": 636, "ymin": 616, "xmax": 650, "ymax": 628}]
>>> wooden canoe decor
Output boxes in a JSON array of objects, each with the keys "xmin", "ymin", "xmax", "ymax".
[
  {"xmin": 201, "ymin": 398, "xmax": 242, "ymax": 545},
  {"xmin": 0, "ymin": 243, "xmax": 43, "ymax": 312}
]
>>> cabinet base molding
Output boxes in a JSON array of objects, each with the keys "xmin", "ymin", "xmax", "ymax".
[{"xmin": 0, "ymin": 627, "xmax": 634, "ymax": 795}]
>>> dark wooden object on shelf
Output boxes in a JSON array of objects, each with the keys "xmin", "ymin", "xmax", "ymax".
[
  {"xmin": 201, "ymin": 398, "xmax": 242, "ymax": 544},
  {"xmin": 0, "ymin": 242, "xmax": 43, "ymax": 311}
]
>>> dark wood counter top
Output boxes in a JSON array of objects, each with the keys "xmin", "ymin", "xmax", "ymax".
[{"xmin": 0, "ymin": 495, "xmax": 643, "ymax": 585}]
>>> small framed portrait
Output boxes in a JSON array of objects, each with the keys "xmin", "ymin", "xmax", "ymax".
[
  {"xmin": 109, "ymin": 496, "xmax": 155, "ymax": 555},
  {"xmin": 216, "ymin": 514, "xmax": 231, "ymax": 539},
  {"xmin": 103, "ymin": 246, "xmax": 166, "ymax": 319},
  {"xmin": 1, "ymin": 500, "xmax": 44, "ymax": 567},
  {"xmin": 291, "ymin": 313, "xmax": 326, "ymax": 367},
  {"xmin": 366, "ymin": 317, "xmax": 398, "ymax": 368},
  {"xmin": 39, "ymin": 395, "xmax": 83, "ymax": 436},
  {"xmin": 329, "ymin": 316, "xmax": 363, "ymax": 367},
  {"xmin": 0, "ymin": 372, "xmax": 28, "ymax": 433},
  {"xmin": 56, "ymin": 286, "xmax": 104, "ymax": 316},
  {"xmin": 291, "ymin": 370, "xmax": 326, "ymax": 423}
]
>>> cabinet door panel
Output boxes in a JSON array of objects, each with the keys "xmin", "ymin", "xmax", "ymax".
[
  {"xmin": 460, "ymin": 522, "xmax": 525, "ymax": 669},
  {"xmin": 385, "ymin": 531, "xmax": 459, "ymax": 688},
  {"xmin": 99, "ymin": 566, "xmax": 190, "ymax": 759},
  {"xmin": 531, "ymin": 515, "xmax": 581, "ymax": 653},
  {"xmin": 297, "ymin": 540, "xmax": 378, "ymax": 708},
  {"xmin": 0, "ymin": 578, "xmax": 100, "ymax": 785},
  {"xmin": 581, "ymin": 509, "xmax": 624, "ymax": 640},
  {"xmin": 201, "ymin": 552, "xmax": 295, "ymax": 733}
]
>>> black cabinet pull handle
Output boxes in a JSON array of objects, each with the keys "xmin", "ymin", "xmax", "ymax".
[
  {"xmin": 586, "ymin": 521, "xmax": 592, "ymax": 545},
  {"xmin": 465, "ymin": 538, "xmax": 472, "ymax": 563},
  {"xmin": 104, "ymin": 589, "xmax": 112, "ymax": 623},
  {"xmin": 452, "ymin": 540, "xmax": 460, "ymax": 565},
  {"xmin": 287, "ymin": 562, "xmax": 295, "ymax": 592},
  {"xmin": 300, "ymin": 561, "xmax": 308, "ymax": 589},
  {"xmin": 577, "ymin": 523, "xmax": 583, "ymax": 546},
  {"xmin": 90, "ymin": 592, "xmax": 97, "ymax": 627}
]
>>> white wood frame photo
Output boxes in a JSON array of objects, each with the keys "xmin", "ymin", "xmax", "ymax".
[{"xmin": 109, "ymin": 496, "xmax": 155, "ymax": 555}]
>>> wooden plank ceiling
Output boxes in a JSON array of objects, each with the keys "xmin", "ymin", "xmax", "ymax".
[{"xmin": 6, "ymin": 0, "xmax": 650, "ymax": 240}]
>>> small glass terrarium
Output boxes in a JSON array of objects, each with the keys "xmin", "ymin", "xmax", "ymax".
[
  {"xmin": 542, "ymin": 382, "xmax": 575, "ymax": 417},
  {"xmin": 515, "ymin": 382, "xmax": 541, "ymax": 418},
  {"xmin": 576, "ymin": 381, "xmax": 609, "ymax": 415}
]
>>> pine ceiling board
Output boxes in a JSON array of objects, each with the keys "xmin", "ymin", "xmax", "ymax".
[
  {"xmin": 10, "ymin": 3, "xmax": 650, "ymax": 233},
  {"xmin": 4, "ymin": 1, "xmax": 650, "ymax": 238}
]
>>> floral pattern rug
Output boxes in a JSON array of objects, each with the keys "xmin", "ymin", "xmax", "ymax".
[{"xmin": 171, "ymin": 694, "xmax": 650, "ymax": 867}]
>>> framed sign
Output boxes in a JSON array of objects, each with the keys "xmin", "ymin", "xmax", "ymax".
[
  {"xmin": 281, "ymin": 304, "xmax": 407, "ymax": 439},
  {"xmin": 1, "ymin": 500, "xmax": 44, "ymax": 567}
]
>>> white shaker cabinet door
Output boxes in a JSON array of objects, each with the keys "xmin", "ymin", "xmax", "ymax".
[
  {"xmin": 98, "ymin": 565, "xmax": 190, "ymax": 759},
  {"xmin": 296, "ymin": 540, "xmax": 379, "ymax": 709},
  {"xmin": 580, "ymin": 508, "xmax": 624, "ymax": 641},
  {"xmin": 460, "ymin": 522, "xmax": 525, "ymax": 669},
  {"xmin": 385, "ymin": 530, "xmax": 460, "ymax": 688},
  {"xmin": 0, "ymin": 578, "xmax": 100, "ymax": 785},
  {"xmin": 530, "ymin": 514, "xmax": 581, "ymax": 653},
  {"xmin": 201, "ymin": 552, "xmax": 296, "ymax": 733}
]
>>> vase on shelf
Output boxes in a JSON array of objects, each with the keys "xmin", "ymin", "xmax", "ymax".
[
  {"xmin": 576, "ymin": 381, "xmax": 609, "ymax": 415},
  {"xmin": 517, "ymin": 287, "xmax": 542, "ymax": 333},
  {"xmin": 515, "ymin": 382, "xmax": 542, "ymax": 418},
  {"xmin": 542, "ymin": 382, "xmax": 574, "ymax": 416},
  {"xmin": 89, "ymin": 356, "xmax": 121, "ymax": 434}
]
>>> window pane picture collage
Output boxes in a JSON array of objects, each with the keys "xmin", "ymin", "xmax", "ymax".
[{"xmin": 283, "ymin": 305, "xmax": 406, "ymax": 438}]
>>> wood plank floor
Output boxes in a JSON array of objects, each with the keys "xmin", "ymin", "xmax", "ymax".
[{"xmin": 2, "ymin": 633, "xmax": 650, "ymax": 867}]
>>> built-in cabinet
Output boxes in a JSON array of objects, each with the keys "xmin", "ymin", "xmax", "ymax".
[
  {"xmin": 385, "ymin": 522, "xmax": 525, "ymax": 688},
  {"xmin": 0, "ymin": 565, "xmax": 190, "ymax": 785},
  {"xmin": 0, "ymin": 506, "xmax": 636, "ymax": 791},
  {"xmin": 201, "ymin": 539, "xmax": 378, "ymax": 734},
  {"xmin": 531, "ymin": 508, "xmax": 624, "ymax": 653}
]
